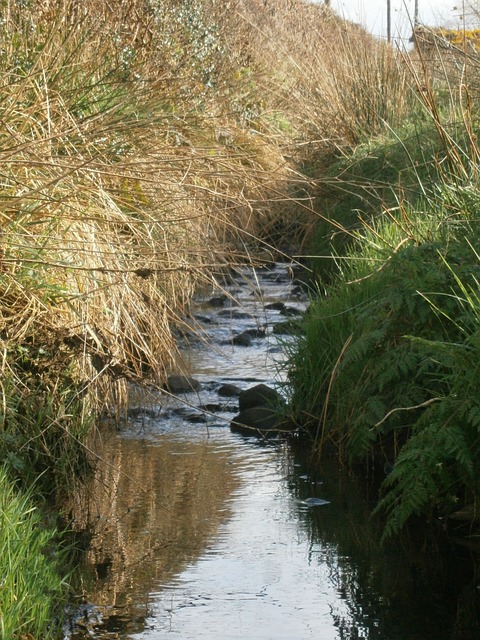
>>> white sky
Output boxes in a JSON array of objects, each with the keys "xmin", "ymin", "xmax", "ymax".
[{"xmin": 311, "ymin": 1, "xmax": 477, "ymax": 44}]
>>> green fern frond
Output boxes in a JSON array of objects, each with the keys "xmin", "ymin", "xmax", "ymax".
[
  {"xmin": 467, "ymin": 404, "xmax": 480, "ymax": 431},
  {"xmin": 376, "ymin": 431, "xmax": 441, "ymax": 538},
  {"xmin": 341, "ymin": 327, "xmax": 386, "ymax": 367},
  {"xmin": 348, "ymin": 402, "xmax": 383, "ymax": 460}
]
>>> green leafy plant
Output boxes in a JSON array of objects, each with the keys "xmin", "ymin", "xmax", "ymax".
[{"xmin": 0, "ymin": 467, "xmax": 67, "ymax": 639}]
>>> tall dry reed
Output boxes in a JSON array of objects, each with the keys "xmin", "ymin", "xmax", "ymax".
[
  {"xmin": 217, "ymin": 0, "xmax": 413, "ymax": 150},
  {"xmin": 0, "ymin": 0, "xmax": 296, "ymax": 427}
]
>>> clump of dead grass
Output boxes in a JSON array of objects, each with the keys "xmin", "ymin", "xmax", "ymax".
[
  {"xmin": 218, "ymin": 0, "xmax": 415, "ymax": 151},
  {"xmin": 0, "ymin": 0, "xmax": 297, "ymax": 433}
]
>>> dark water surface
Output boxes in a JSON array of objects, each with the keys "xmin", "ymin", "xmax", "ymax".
[{"xmin": 66, "ymin": 265, "xmax": 478, "ymax": 640}]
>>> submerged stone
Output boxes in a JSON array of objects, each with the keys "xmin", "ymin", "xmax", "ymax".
[
  {"xmin": 208, "ymin": 295, "xmax": 228, "ymax": 307},
  {"xmin": 164, "ymin": 375, "xmax": 202, "ymax": 393},
  {"xmin": 230, "ymin": 406, "xmax": 281, "ymax": 436},
  {"xmin": 218, "ymin": 383, "xmax": 241, "ymax": 397},
  {"xmin": 217, "ymin": 310, "xmax": 250, "ymax": 319},
  {"xmin": 231, "ymin": 383, "xmax": 291, "ymax": 437},
  {"xmin": 231, "ymin": 331, "xmax": 253, "ymax": 347},
  {"xmin": 265, "ymin": 301, "xmax": 286, "ymax": 311},
  {"xmin": 280, "ymin": 306, "xmax": 303, "ymax": 317},
  {"xmin": 127, "ymin": 406, "xmax": 160, "ymax": 420},
  {"xmin": 194, "ymin": 314, "xmax": 214, "ymax": 324},
  {"xmin": 243, "ymin": 328, "xmax": 266, "ymax": 338}
]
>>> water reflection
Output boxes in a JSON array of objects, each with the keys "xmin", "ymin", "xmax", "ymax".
[
  {"xmin": 67, "ymin": 426, "xmax": 479, "ymax": 640},
  {"xmin": 289, "ymin": 450, "xmax": 479, "ymax": 640},
  {"xmin": 65, "ymin": 261, "xmax": 479, "ymax": 639},
  {"xmin": 66, "ymin": 427, "xmax": 241, "ymax": 637},
  {"xmin": 123, "ymin": 433, "xmax": 347, "ymax": 640}
]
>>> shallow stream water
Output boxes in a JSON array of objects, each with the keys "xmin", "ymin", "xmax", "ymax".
[{"xmin": 65, "ymin": 264, "xmax": 478, "ymax": 640}]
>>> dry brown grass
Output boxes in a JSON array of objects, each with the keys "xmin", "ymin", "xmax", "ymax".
[
  {"xmin": 0, "ymin": 0, "xmax": 301, "ymax": 428},
  {"xmin": 215, "ymin": 0, "xmax": 413, "ymax": 151},
  {"xmin": 0, "ymin": 0, "xmax": 425, "ymax": 447}
]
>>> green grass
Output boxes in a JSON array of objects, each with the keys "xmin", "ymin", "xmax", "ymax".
[
  {"xmin": 287, "ymin": 169, "xmax": 480, "ymax": 538},
  {"xmin": 304, "ymin": 113, "xmax": 479, "ymax": 283},
  {"xmin": 0, "ymin": 468, "xmax": 66, "ymax": 639}
]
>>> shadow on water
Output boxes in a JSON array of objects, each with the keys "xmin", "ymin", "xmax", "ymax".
[
  {"xmin": 64, "ymin": 263, "xmax": 480, "ymax": 640},
  {"xmin": 289, "ymin": 448, "xmax": 480, "ymax": 640}
]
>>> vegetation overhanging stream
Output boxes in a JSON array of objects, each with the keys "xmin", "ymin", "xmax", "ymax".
[{"xmin": 2, "ymin": 0, "xmax": 480, "ymax": 636}]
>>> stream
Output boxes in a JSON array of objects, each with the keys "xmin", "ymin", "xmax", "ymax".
[{"xmin": 65, "ymin": 263, "xmax": 478, "ymax": 640}]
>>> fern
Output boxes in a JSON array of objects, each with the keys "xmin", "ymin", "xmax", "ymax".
[
  {"xmin": 467, "ymin": 404, "xmax": 480, "ymax": 430},
  {"xmin": 375, "ymin": 417, "xmax": 452, "ymax": 539},
  {"xmin": 377, "ymin": 391, "xmax": 480, "ymax": 539},
  {"xmin": 341, "ymin": 327, "xmax": 386, "ymax": 368},
  {"xmin": 375, "ymin": 343, "xmax": 422, "ymax": 392},
  {"xmin": 348, "ymin": 396, "xmax": 387, "ymax": 460},
  {"xmin": 288, "ymin": 220, "xmax": 480, "ymax": 539}
]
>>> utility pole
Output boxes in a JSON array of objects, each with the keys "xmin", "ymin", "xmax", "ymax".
[
  {"xmin": 414, "ymin": 0, "xmax": 419, "ymax": 27},
  {"xmin": 387, "ymin": 0, "xmax": 391, "ymax": 42}
]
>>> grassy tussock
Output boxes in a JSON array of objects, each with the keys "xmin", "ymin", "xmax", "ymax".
[
  {"xmin": 286, "ymin": 16, "xmax": 480, "ymax": 540},
  {"xmin": 0, "ymin": 0, "xmax": 296, "ymax": 432}
]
